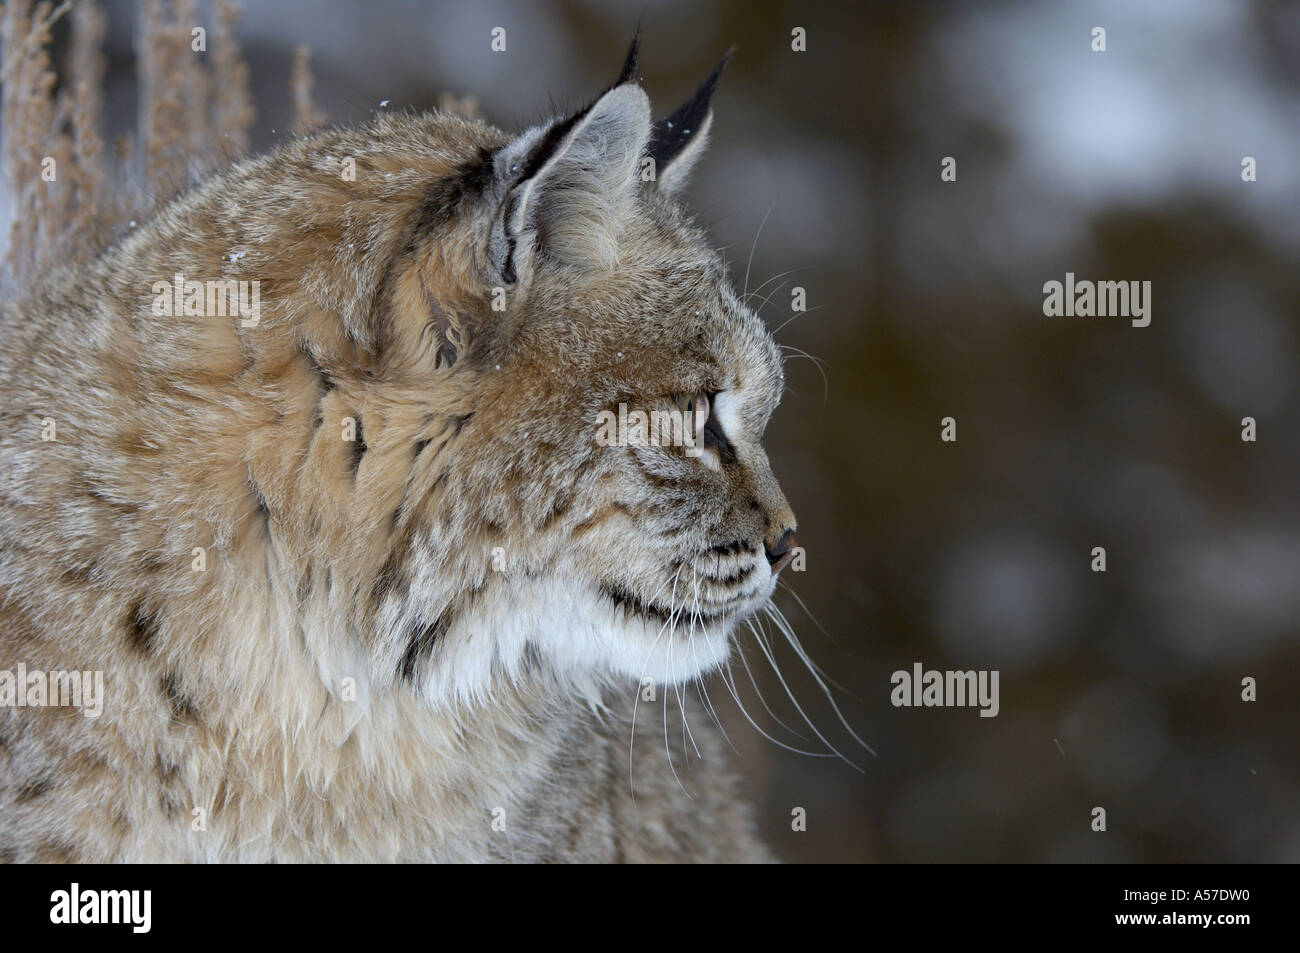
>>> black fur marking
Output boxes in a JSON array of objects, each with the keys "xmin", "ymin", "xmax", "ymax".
[
  {"xmin": 83, "ymin": 478, "xmax": 140, "ymax": 514},
  {"xmin": 601, "ymin": 582, "xmax": 675, "ymax": 623},
  {"xmin": 300, "ymin": 344, "xmax": 336, "ymax": 393},
  {"xmin": 126, "ymin": 602, "xmax": 161, "ymax": 655},
  {"xmin": 159, "ymin": 671, "xmax": 200, "ymax": 724},
  {"xmin": 708, "ymin": 539, "xmax": 751, "ymax": 558},
  {"xmin": 519, "ymin": 641, "xmax": 546, "ymax": 679},
  {"xmin": 451, "ymin": 413, "xmax": 473, "ymax": 437},
  {"xmin": 600, "ymin": 582, "xmax": 730, "ymax": 626},
  {"xmin": 517, "ymin": 110, "xmax": 586, "ymax": 184},
  {"xmin": 368, "ymin": 151, "xmax": 496, "ymax": 356},
  {"xmin": 541, "ymin": 490, "xmax": 575, "ymax": 530},
  {"xmin": 501, "ymin": 234, "xmax": 518, "ymax": 285},
  {"xmin": 648, "ymin": 49, "xmax": 733, "ymax": 169},
  {"xmin": 704, "ymin": 564, "xmax": 756, "ymax": 587},
  {"xmin": 155, "ymin": 754, "xmax": 180, "ymax": 785},
  {"xmin": 369, "ymin": 550, "xmax": 409, "ymax": 609},
  {"xmin": 418, "ymin": 272, "xmax": 460, "ymax": 368},
  {"xmin": 247, "ymin": 475, "xmax": 270, "ymax": 519},
  {"xmin": 409, "ymin": 150, "xmax": 496, "ymax": 242},
  {"xmin": 414, "ymin": 438, "xmax": 432, "ymax": 457},
  {"xmin": 14, "ymin": 774, "xmax": 54, "ymax": 803},
  {"xmin": 399, "ymin": 610, "xmax": 453, "ymax": 681},
  {"xmin": 349, "ymin": 416, "xmax": 367, "ymax": 476}
]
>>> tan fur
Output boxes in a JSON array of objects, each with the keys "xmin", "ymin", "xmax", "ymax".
[{"xmin": 0, "ymin": 74, "xmax": 791, "ymax": 861}]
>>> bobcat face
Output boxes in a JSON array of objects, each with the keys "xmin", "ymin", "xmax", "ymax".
[
  {"xmin": 342, "ymin": 46, "xmax": 797, "ymax": 699},
  {"xmin": 499, "ymin": 245, "xmax": 797, "ymax": 688}
]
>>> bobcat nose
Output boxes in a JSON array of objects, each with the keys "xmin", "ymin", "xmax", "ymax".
[{"xmin": 765, "ymin": 529, "xmax": 798, "ymax": 575}]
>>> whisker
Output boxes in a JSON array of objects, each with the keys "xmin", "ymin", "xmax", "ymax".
[
  {"xmin": 660, "ymin": 569, "xmax": 691, "ymax": 797},
  {"xmin": 738, "ymin": 618, "xmax": 811, "ymax": 741},
  {"xmin": 742, "ymin": 202, "xmax": 776, "ymax": 300},
  {"xmin": 763, "ymin": 603, "xmax": 877, "ymax": 758},
  {"xmin": 746, "ymin": 278, "xmax": 794, "ymax": 318},
  {"xmin": 626, "ymin": 625, "xmax": 665, "ymax": 812},
  {"xmin": 689, "ymin": 623, "xmax": 736, "ymax": 752},
  {"xmin": 777, "ymin": 343, "xmax": 829, "ymax": 400},
  {"xmin": 776, "ymin": 578, "xmax": 838, "ymax": 645},
  {"xmin": 771, "ymin": 585, "xmax": 854, "ymax": 694},
  {"xmin": 693, "ymin": 676, "xmax": 735, "ymax": 753},
  {"xmin": 743, "ymin": 264, "xmax": 816, "ymax": 307},
  {"xmin": 752, "ymin": 621, "xmax": 865, "ymax": 772},
  {"xmin": 627, "ymin": 565, "xmax": 685, "ymax": 805},
  {"xmin": 716, "ymin": 659, "xmax": 836, "ymax": 760},
  {"xmin": 772, "ymin": 303, "xmax": 825, "ymax": 336},
  {"xmin": 670, "ymin": 602, "xmax": 696, "ymax": 765},
  {"xmin": 678, "ymin": 571, "xmax": 704, "ymax": 762}
]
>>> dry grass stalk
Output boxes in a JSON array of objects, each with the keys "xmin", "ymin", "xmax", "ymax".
[
  {"xmin": 138, "ymin": 0, "xmax": 193, "ymax": 207},
  {"xmin": 211, "ymin": 0, "xmax": 253, "ymax": 157},
  {"xmin": 0, "ymin": 0, "xmax": 472, "ymax": 293},
  {"xmin": 1, "ymin": 0, "xmax": 259, "ymax": 287},
  {"xmin": 67, "ymin": 0, "xmax": 108, "ymax": 258},
  {"xmin": 437, "ymin": 91, "xmax": 479, "ymax": 120},
  {"xmin": 2, "ymin": 0, "xmax": 62, "ymax": 286},
  {"xmin": 290, "ymin": 43, "xmax": 323, "ymax": 136}
]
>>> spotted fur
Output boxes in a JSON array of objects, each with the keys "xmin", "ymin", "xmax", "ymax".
[{"xmin": 0, "ymin": 48, "xmax": 791, "ymax": 862}]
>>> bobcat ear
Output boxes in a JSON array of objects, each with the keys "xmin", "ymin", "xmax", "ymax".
[
  {"xmin": 648, "ymin": 49, "xmax": 732, "ymax": 195},
  {"xmin": 488, "ymin": 79, "xmax": 651, "ymax": 285}
]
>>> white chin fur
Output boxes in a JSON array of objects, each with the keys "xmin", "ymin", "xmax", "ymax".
[{"xmin": 414, "ymin": 575, "xmax": 737, "ymax": 707}]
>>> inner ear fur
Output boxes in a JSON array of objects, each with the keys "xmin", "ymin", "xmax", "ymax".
[{"xmin": 490, "ymin": 83, "xmax": 652, "ymax": 285}]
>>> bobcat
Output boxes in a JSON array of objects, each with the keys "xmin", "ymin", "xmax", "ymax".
[{"xmin": 0, "ymin": 41, "xmax": 798, "ymax": 862}]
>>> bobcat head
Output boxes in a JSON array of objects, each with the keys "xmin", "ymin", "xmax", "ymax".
[{"xmin": 319, "ymin": 41, "xmax": 800, "ymax": 703}]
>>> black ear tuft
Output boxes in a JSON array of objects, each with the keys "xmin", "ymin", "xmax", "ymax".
[
  {"xmin": 524, "ymin": 33, "xmax": 640, "ymax": 182},
  {"xmin": 525, "ymin": 33, "xmax": 642, "ymax": 181},
  {"xmin": 648, "ymin": 47, "xmax": 733, "ymax": 168},
  {"xmin": 616, "ymin": 31, "xmax": 641, "ymax": 87}
]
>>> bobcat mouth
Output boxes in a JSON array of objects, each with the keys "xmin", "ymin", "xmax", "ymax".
[{"xmin": 599, "ymin": 583, "xmax": 732, "ymax": 627}]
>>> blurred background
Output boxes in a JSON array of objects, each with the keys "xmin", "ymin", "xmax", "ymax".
[{"xmin": 5, "ymin": 0, "xmax": 1298, "ymax": 861}]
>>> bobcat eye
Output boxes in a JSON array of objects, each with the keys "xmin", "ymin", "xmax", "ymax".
[
  {"xmin": 675, "ymin": 390, "xmax": 730, "ymax": 455},
  {"xmin": 675, "ymin": 391, "xmax": 709, "ymax": 448},
  {"xmin": 674, "ymin": 391, "xmax": 710, "ymax": 419}
]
